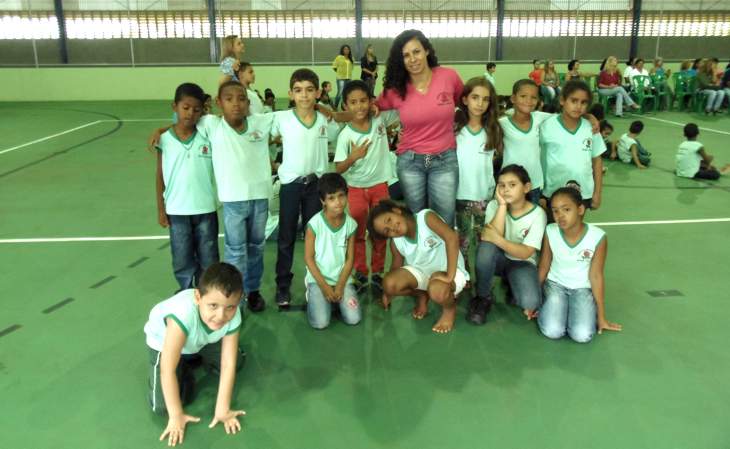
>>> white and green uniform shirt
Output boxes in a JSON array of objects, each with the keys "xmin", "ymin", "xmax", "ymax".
[
  {"xmin": 197, "ymin": 114, "xmax": 273, "ymax": 202},
  {"xmin": 157, "ymin": 129, "xmax": 216, "ymax": 215},
  {"xmin": 484, "ymin": 200, "xmax": 547, "ymax": 265},
  {"xmin": 540, "ymin": 116, "xmax": 605, "ymax": 199},
  {"xmin": 456, "ymin": 126, "xmax": 496, "ymax": 201},
  {"xmin": 333, "ymin": 112, "xmax": 398, "ymax": 188},
  {"xmin": 545, "ymin": 223, "xmax": 606, "ymax": 290},
  {"xmin": 617, "ymin": 133, "xmax": 638, "ymax": 164},
  {"xmin": 676, "ymin": 140, "xmax": 704, "ymax": 178},
  {"xmin": 271, "ymin": 110, "xmax": 341, "ymax": 184},
  {"xmin": 499, "ymin": 111, "xmax": 552, "ymax": 190},
  {"xmin": 393, "ymin": 210, "xmax": 470, "ymax": 280},
  {"xmin": 387, "ymin": 151, "xmax": 399, "ymax": 186},
  {"xmin": 144, "ymin": 289, "xmax": 242, "ymax": 355},
  {"xmin": 305, "ymin": 211, "xmax": 357, "ymax": 285},
  {"xmin": 247, "ymin": 89, "xmax": 265, "ymax": 115}
]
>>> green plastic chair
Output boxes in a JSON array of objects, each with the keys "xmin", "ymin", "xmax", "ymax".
[
  {"xmin": 671, "ymin": 73, "xmax": 690, "ymax": 110},
  {"xmin": 631, "ymin": 75, "xmax": 657, "ymax": 113},
  {"xmin": 650, "ymin": 73, "xmax": 670, "ymax": 110},
  {"xmin": 558, "ymin": 72, "xmax": 566, "ymax": 87},
  {"xmin": 689, "ymin": 78, "xmax": 711, "ymax": 113}
]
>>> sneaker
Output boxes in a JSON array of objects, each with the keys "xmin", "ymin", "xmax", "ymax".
[
  {"xmin": 276, "ymin": 288, "xmax": 291, "ymax": 309},
  {"xmin": 371, "ymin": 273, "xmax": 384, "ymax": 291},
  {"xmin": 466, "ymin": 295, "xmax": 492, "ymax": 325},
  {"xmin": 247, "ymin": 291, "xmax": 266, "ymax": 313},
  {"xmin": 353, "ymin": 272, "xmax": 369, "ymax": 293}
]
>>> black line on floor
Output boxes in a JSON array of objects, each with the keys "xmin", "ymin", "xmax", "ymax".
[
  {"xmin": 128, "ymin": 256, "xmax": 149, "ymax": 268},
  {"xmin": 279, "ymin": 305, "xmax": 307, "ymax": 312},
  {"xmin": 42, "ymin": 297, "xmax": 75, "ymax": 314},
  {"xmin": 90, "ymin": 276, "xmax": 116, "ymax": 289},
  {"xmin": 0, "ymin": 111, "xmax": 123, "ymax": 179},
  {"xmin": 157, "ymin": 242, "xmax": 170, "ymax": 250},
  {"xmin": 0, "ymin": 324, "xmax": 22, "ymax": 338}
]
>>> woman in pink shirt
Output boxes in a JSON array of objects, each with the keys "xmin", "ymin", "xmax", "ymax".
[
  {"xmin": 376, "ymin": 30, "xmax": 464, "ymax": 226},
  {"xmin": 598, "ymin": 56, "xmax": 639, "ymax": 117}
]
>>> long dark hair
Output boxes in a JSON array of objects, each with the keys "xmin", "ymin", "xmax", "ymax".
[
  {"xmin": 454, "ymin": 76, "xmax": 503, "ymax": 155},
  {"xmin": 366, "ymin": 199, "xmax": 413, "ymax": 240},
  {"xmin": 339, "ymin": 44, "xmax": 353, "ymax": 62},
  {"xmin": 383, "ymin": 29, "xmax": 439, "ymax": 100}
]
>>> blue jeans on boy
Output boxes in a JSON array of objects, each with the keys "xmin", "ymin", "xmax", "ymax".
[
  {"xmin": 168, "ymin": 212, "xmax": 220, "ymax": 290},
  {"xmin": 396, "ymin": 149, "xmax": 459, "ymax": 227},
  {"xmin": 306, "ymin": 283, "xmax": 361, "ymax": 329},
  {"xmin": 222, "ymin": 199, "xmax": 268, "ymax": 294},
  {"xmin": 475, "ymin": 241, "xmax": 541, "ymax": 311},
  {"xmin": 276, "ymin": 179, "xmax": 321, "ymax": 292},
  {"xmin": 538, "ymin": 279, "xmax": 597, "ymax": 343}
]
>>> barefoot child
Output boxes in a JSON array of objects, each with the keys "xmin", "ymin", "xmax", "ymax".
[
  {"xmin": 155, "ymin": 83, "xmax": 219, "ymax": 290},
  {"xmin": 455, "ymin": 76, "xmax": 503, "ymax": 273},
  {"xmin": 144, "ymin": 262, "xmax": 246, "ymax": 446},
  {"xmin": 468, "ymin": 165, "xmax": 546, "ymax": 325},
  {"xmin": 304, "ymin": 173, "xmax": 361, "ymax": 329},
  {"xmin": 334, "ymin": 80, "xmax": 399, "ymax": 293},
  {"xmin": 537, "ymin": 188, "xmax": 621, "ymax": 343},
  {"xmin": 368, "ymin": 200, "xmax": 469, "ymax": 334}
]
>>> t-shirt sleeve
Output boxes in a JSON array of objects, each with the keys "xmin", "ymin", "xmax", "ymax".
[
  {"xmin": 523, "ymin": 209, "xmax": 547, "ymax": 250},
  {"xmin": 252, "ymin": 112, "xmax": 275, "ymax": 135},
  {"xmin": 325, "ymin": 116, "xmax": 343, "ymax": 143},
  {"xmin": 346, "ymin": 216, "xmax": 357, "ymax": 237},
  {"xmin": 219, "ymin": 57, "xmax": 235, "ymax": 76},
  {"xmin": 224, "ymin": 307, "xmax": 242, "ymax": 335},
  {"xmin": 270, "ymin": 111, "xmax": 284, "ymax": 138},
  {"xmin": 380, "ymin": 110, "xmax": 400, "ymax": 127},
  {"xmin": 483, "ymin": 200, "xmax": 498, "ymax": 225},
  {"xmin": 591, "ymin": 133, "xmax": 607, "ymax": 158},
  {"xmin": 375, "ymin": 89, "xmax": 396, "ymax": 111},
  {"xmin": 333, "ymin": 129, "xmax": 350, "ymax": 163},
  {"xmin": 533, "ymin": 111, "xmax": 553, "ymax": 126},
  {"xmin": 195, "ymin": 114, "xmax": 217, "ymax": 139}
]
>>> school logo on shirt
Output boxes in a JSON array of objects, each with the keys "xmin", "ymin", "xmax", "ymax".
[
  {"xmin": 582, "ymin": 138, "xmax": 593, "ymax": 152},
  {"xmin": 199, "ymin": 145, "xmax": 211, "ymax": 157},
  {"xmin": 319, "ymin": 125, "xmax": 328, "ymax": 138},
  {"xmin": 521, "ymin": 228, "xmax": 530, "ymax": 238},
  {"xmin": 580, "ymin": 248, "xmax": 594, "ymax": 261},
  {"xmin": 436, "ymin": 92, "xmax": 452, "ymax": 106},
  {"xmin": 377, "ymin": 123, "xmax": 386, "ymax": 136},
  {"xmin": 424, "ymin": 237, "xmax": 442, "ymax": 249},
  {"xmin": 248, "ymin": 130, "xmax": 263, "ymax": 142}
]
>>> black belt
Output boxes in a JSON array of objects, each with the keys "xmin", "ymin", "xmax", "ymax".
[{"xmin": 292, "ymin": 173, "xmax": 318, "ymax": 185}]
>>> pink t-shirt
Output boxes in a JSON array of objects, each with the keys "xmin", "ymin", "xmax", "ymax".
[{"xmin": 376, "ymin": 66, "xmax": 463, "ymax": 155}]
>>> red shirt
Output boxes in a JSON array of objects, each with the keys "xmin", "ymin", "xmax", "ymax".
[
  {"xmin": 529, "ymin": 69, "xmax": 543, "ymax": 85},
  {"xmin": 376, "ymin": 66, "xmax": 463, "ymax": 155},
  {"xmin": 599, "ymin": 70, "xmax": 621, "ymax": 87}
]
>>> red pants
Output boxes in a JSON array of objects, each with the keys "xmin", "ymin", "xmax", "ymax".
[{"xmin": 348, "ymin": 183, "xmax": 389, "ymax": 275}]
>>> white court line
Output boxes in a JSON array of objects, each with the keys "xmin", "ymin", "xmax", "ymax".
[
  {"xmin": 634, "ymin": 115, "xmax": 730, "ymax": 136},
  {"xmin": 0, "ymin": 120, "xmax": 102, "ymax": 155},
  {"xmin": 2, "ymin": 219, "xmax": 730, "ymax": 244},
  {"xmin": 98, "ymin": 118, "xmax": 170, "ymax": 122}
]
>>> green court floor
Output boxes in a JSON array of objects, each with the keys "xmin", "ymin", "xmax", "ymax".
[{"xmin": 1, "ymin": 101, "xmax": 729, "ymax": 449}]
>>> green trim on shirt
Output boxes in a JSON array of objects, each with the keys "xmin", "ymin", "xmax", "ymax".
[
  {"xmin": 293, "ymin": 109, "xmax": 316, "ymax": 129},
  {"xmin": 197, "ymin": 311, "xmax": 215, "ymax": 334},
  {"xmin": 405, "ymin": 217, "xmax": 418, "ymax": 244},
  {"xmin": 235, "ymin": 117, "xmax": 248, "ymax": 135},
  {"xmin": 347, "ymin": 121, "xmax": 373, "ymax": 135},
  {"xmin": 508, "ymin": 115, "xmax": 532, "ymax": 134},
  {"xmin": 466, "ymin": 125, "xmax": 484, "ymax": 136},
  {"xmin": 508, "ymin": 204, "xmax": 538, "ymax": 221},
  {"xmin": 165, "ymin": 314, "xmax": 189, "ymax": 336},
  {"xmin": 559, "ymin": 223, "xmax": 590, "ymax": 248},
  {"xmin": 320, "ymin": 211, "xmax": 346, "ymax": 233},
  {"xmin": 594, "ymin": 233, "xmax": 607, "ymax": 250},
  {"xmin": 557, "ymin": 115, "xmax": 582, "ymax": 136},
  {"xmin": 169, "ymin": 128, "xmax": 197, "ymax": 145},
  {"xmin": 225, "ymin": 323, "xmax": 241, "ymax": 335}
]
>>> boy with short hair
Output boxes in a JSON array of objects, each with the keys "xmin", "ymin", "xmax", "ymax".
[
  {"xmin": 485, "ymin": 62, "xmax": 497, "ymax": 87},
  {"xmin": 272, "ymin": 68, "xmax": 341, "ymax": 308},
  {"xmin": 676, "ymin": 123, "xmax": 730, "ymax": 180},
  {"xmin": 156, "ymin": 82, "xmax": 219, "ymax": 291},
  {"xmin": 617, "ymin": 120, "xmax": 651, "ymax": 168},
  {"xmin": 303, "ymin": 173, "xmax": 360, "ymax": 329},
  {"xmin": 334, "ymin": 80, "xmax": 399, "ymax": 292},
  {"xmin": 235, "ymin": 62, "xmax": 265, "ymax": 114},
  {"xmin": 599, "ymin": 120, "xmax": 617, "ymax": 159},
  {"xmin": 144, "ymin": 262, "xmax": 246, "ymax": 447}
]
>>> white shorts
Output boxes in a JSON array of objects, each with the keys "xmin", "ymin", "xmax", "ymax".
[{"xmin": 402, "ymin": 266, "xmax": 468, "ymax": 295}]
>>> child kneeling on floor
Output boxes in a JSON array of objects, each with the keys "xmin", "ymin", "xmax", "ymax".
[
  {"xmin": 303, "ymin": 173, "xmax": 361, "ymax": 329},
  {"xmin": 144, "ymin": 262, "xmax": 246, "ymax": 446},
  {"xmin": 537, "ymin": 188, "xmax": 622, "ymax": 343},
  {"xmin": 368, "ymin": 200, "xmax": 470, "ymax": 334}
]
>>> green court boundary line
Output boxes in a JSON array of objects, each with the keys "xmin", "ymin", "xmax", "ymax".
[{"xmin": 2, "ymin": 217, "xmax": 730, "ymax": 244}]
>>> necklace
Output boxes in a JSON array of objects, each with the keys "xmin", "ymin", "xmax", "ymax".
[{"xmin": 413, "ymin": 71, "xmax": 432, "ymax": 93}]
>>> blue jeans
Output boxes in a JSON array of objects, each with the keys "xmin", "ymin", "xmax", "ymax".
[
  {"xmin": 334, "ymin": 78, "xmax": 349, "ymax": 109},
  {"xmin": 538, "ymin": 279, "xmax": 597, "ymax": 343},
  {"xmin": 276, "ymin": 180, "xmax": 321, "ymax": 291},
  {"xmin": 306, "ymin": 283, "xmax": 361, "ymax": 329},
  {"xmin": 168, "ymin": 212, "xmax": 220, "ymax": 290},
  {"xmin": 396, "ymin": 149, "xmax": 459, "ymax": 227},
  {"xmin": 598, "ymin": 86, "xmax": 636, "ymax": 116},
  {"xmin": 475, "ymin": 242, "xmax": 541, "ymax": 311},
  {"xmin": 222, "ymin": 199, "xmax": 268, "ymax": 294}
]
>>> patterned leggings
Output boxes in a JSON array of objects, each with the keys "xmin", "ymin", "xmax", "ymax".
[{"xmin": 455, "ymin": 199, "xmax": 488, "ymax": 272}]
